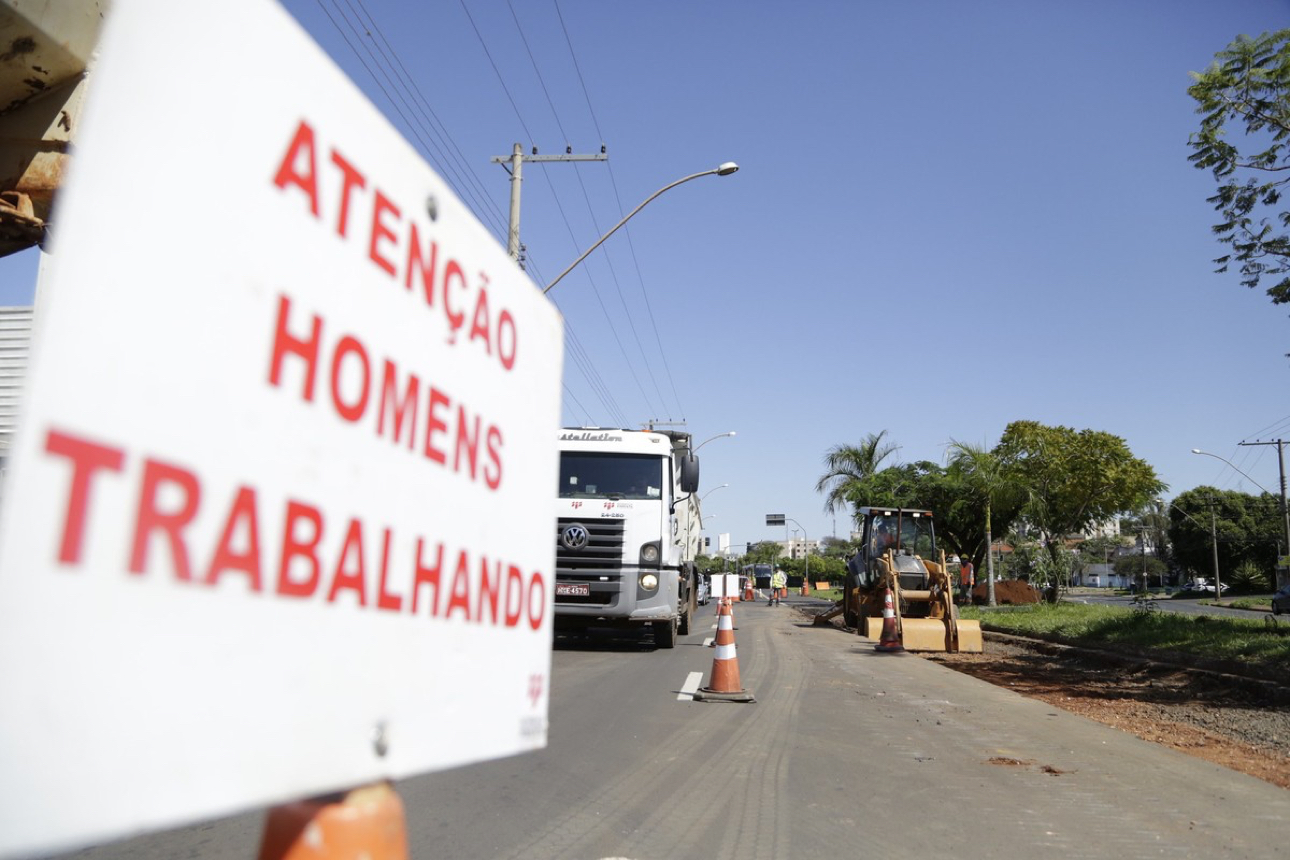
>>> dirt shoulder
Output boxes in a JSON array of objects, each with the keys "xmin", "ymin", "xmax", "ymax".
[
  {"xmin": 800, "ymin": 604, "xmax": 1290, "ymax": 790},
  {"xmin": 927, "ymin": 634, "xmax": 1290, "ymax": 790}
]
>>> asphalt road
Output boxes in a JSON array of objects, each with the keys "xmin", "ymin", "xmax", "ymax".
[{"xmin": 54, "ymin": 595, "xmax": 1286, "ymax": 860}]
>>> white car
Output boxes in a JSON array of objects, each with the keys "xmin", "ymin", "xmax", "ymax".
[{"xmin": 1182, "ymin": 580, "xmax": 1228, "ymax": 594}]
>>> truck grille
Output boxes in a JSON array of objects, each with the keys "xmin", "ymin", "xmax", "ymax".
[{"xmin": 555, "ymin": 517, "xmax": 624, "ymax": 569}]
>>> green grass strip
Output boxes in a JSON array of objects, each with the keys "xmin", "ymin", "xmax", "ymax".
[{"xmin": 957, "ymin": 602, "xmax": 1290, "ymax": 667}]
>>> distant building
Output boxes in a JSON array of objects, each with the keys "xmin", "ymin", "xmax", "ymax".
[{"xmin": 777, "ymin": 538, "xmax": 821, "ymax": 560}]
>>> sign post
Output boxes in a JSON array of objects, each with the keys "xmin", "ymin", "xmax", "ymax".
[{"xmin": 0, "ymin": 1, "xmax": 563, "ymax": 856}]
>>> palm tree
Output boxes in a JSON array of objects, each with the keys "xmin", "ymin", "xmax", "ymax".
[
  {"xmin": 815, "ymin": 431, "xmax": 898, "ymax": 518},
  {"xmin": 947, "ymin": 439, "xmax": 1024, "ymax": 607}
]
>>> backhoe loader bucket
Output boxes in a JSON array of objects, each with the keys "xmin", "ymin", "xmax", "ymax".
[
  {"xmin": 860, "ymin": 616, "xmax": 982, "ymax": 652},
  {"xmin": 813, "ymin": 602, "xmax": 844, "ymax": 626}
]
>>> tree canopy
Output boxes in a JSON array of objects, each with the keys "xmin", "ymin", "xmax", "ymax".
[
  {"xmin": 1188, "ymin": 29, "xmax": 1290, "ymax": 306},
  {"xmin": 1168, "ymin": 487, "xmax": 1282, "ymax": 587},
  {"xmin": 814, "ymin": 421, "xmax": 1162, "ymax": 600},
  {"xmin": 815, "ymin": 431, "xmax": 898, "ymax": 517},
  {"xmin": 995, "ymin": 420, "xmax": 1165, "ymax": 556}
]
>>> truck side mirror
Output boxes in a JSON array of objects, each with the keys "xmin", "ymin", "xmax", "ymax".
[{"xmin": 679, "ymin": 453, "xmax": 700, "ymax": 494}]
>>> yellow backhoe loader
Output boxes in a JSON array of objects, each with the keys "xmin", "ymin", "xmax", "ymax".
[{"xmin": 838, "ymin": 507, "xmax": 982, "ymax": 653}]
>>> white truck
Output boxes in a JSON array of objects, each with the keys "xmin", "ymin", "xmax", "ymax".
[{"xmin": 553, "ymin": 427, "xmax": 702, "ymax": 648}]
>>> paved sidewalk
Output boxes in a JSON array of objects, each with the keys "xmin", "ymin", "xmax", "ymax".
[{"xmin": 776, "ymin": 600, "xmax": 1285, "ymax": 859}]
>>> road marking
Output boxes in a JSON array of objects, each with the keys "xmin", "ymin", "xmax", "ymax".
[
  {"xmin": 702, "ymin": 637, "xmax": 714, "ymax": 648},
  {"xmin": 677, "ymin": 671, "xmax": 703, "ymax": 701}
]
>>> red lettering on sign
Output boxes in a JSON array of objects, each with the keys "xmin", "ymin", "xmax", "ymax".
[
  {"xmin": 328, "ymin": 518, "xmax": 367, "ymax": 605},
  {"xmin": 268, "ymin": 294, "xmax": 505, "ymax": 491},
  {"xmin": 378, "ymin": 360, "xmax": 419, "ymax": 450},
  {"xmin": 411, "ymin": 538, "xmax": 443, "ymax": 614},
  {"xmin": 271, "ymin": 120, "xmax": 524, "ymax": 372},
  {"xmin": 484, "ymin": 426, "xmax": 503, "ymax": 491},
  {"xmin": 273, "ymin": 120, "xmax": 320, "ymax": 217},
  {"xmin": 269, "ymin": 294, "xmax": 321, "ymax": 402},
  {"xmin": 38, "ymin": 429, "xmax": 547, "ymax": 630},
  {"xmin": 206, "ymin": 486, "xmax": 263, "ymax": 591},
  {"xmin": 405, "ymin": 223, "xmax": 437, "ymax": 304},
  {"xmin": 376, "ymin": 527, "xmax": 402, "ymax": 612},
  {"xmin": 330, "ymin": 149, "xmax": 366, "ymax": 239},
  {"xmin": 496, "ymin": 309, "xmax": 517, "ymax": 370},
  {"xmin": 504, "ymin": 565, "xmax": 524, "ymax": 627},
  {"xmin": 369, "ymin": 190, "xmax": 400, "ymax": 277},
  {"xmin": 445, "ymin": 549, "xmax": 472, "ymax": 620},
  {"xmin": 468, "ymin": 280, "xmax": 491, "ymax": 355},
  {"xmin": 528, "ymin": 572, "xmax": 546, "ymax": 630},
  {"xmin": 44, "ymin": 429, "xmax": 125, "ymax": 564},
  {"xmin": 130, "ymin": 458, "xmax": 201, "ymax": 581},
  {"xmin": 278, "ymin": 501, "xmax": 323, "ymax": 598},
  {"xmin": 478, "ymin": 557, "xmax": 500, "ymax": 625},
  {"xmin": 330, "ymin": 335, "xmax": 371, "ymax": 423},
  {"xmin": 454, "ymin": 405, "xmax": 479, "ymax": 481},
  {"xmin": 423, "ymin": 386, "xmax": 450, "ymax": 466}
]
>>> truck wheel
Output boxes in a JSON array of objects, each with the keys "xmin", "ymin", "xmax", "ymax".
[
  {"xmin": 653, "ymin": 617, "xmax": 678, "ymax": 649},
  {"xmin": 675, "ymin": 575, "xmax": 696, "ymax": 636}
]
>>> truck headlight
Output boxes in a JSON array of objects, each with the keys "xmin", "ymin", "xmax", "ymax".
[
  {"xmin": 640, "ymin": 573, "xmax": 659, "ymax": 591},
  {"xmin": 640, "ymin": 542, "xmax": 660, "ymax": 565}
]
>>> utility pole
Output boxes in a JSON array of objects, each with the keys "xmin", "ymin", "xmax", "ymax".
[
  {"xmin": 490, "ymin": 143, "xmax": 608, "ymax": 265},
  {"xmin": 1237, "ymin": 439, "xmax": 1290, "ymax": 589},
  {"xmin": 1197, "ymin": 494, "xmax": 1223, "ymax": 601}
]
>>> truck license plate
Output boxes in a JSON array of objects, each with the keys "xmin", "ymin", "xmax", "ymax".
[{"xmin": 555, "ymin": 582, "xmax": 590, "ymax": 597}]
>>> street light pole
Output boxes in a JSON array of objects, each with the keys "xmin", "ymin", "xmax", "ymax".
[
  {"xmin": 694, "ymin": 431, "xmax": 737, "ymax": 453},
  {"xmin": 700, "ymin": 483, "xmax": 729, "ymax": 504},
  {"xmin": 543, "ymin": 163, "xmax": 740, "ymax": 294}
]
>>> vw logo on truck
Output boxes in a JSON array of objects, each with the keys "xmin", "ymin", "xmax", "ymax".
[{"xmin": 561, "ymin": 524, "xmax": 589, "ymax": 551}]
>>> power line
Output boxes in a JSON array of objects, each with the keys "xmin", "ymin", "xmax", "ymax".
[
  {"xmin": 554, "ymin": 0, "xmax": 685, "ymax": 419},
  {"xmin": 315, "ymin": 0, "xmax": 509, "ymax": 240}
]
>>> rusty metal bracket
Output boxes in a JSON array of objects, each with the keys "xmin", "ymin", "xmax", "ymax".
[{"xmin": 0, "ymin": 190, "xmax": 46, "ymax": 250}]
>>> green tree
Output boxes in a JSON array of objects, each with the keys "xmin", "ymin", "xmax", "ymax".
[
  {"xmin": 830, "ymin": 459, "xmax": 1004, "ymax": 573},
  {"xmin": 994, "ymin": 421, "xmax": 1165, "ymax": 570},
  {"xmin": 746, "ymin": 541, "xmax": 783, "ymax": 565},
  {"xmin": 815, "ymin": 431, "xmax": 898, "ymax": 519},
  {"xmin": 1168, "ymin": 487, "xmax": 1281, "ymax": 589},
  {"xmin": 947, "ymin": 440, "xmax": 1026, "ymax": 607},
  {"xmin": 1188, "ymin": 29, "xmax": 1290, "ymax": 306},
  {"xmin": 1113, "ymin": 553, "xmax": 1168, "ymax": 590}
]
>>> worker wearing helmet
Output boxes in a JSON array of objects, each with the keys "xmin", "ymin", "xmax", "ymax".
[{"xmin": 769, "ymin": 568, "xmax": 787, "ymax": 606}]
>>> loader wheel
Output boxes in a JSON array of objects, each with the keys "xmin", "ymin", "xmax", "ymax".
[{"xmin": 842, "ymin": 577, "xmax": 859, "ymax": 628}]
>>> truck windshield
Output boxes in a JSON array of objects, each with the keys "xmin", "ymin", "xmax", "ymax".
[{"xmin": 559, "ymin": 453, "xmax": 665, "ymax": 500}]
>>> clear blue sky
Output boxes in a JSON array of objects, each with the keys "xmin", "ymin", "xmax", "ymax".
[{"xmin": 3, "ymin": 0, "xmax": 1288, "ymax": 549}]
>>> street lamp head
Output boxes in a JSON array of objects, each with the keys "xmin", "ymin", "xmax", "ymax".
[
  {"xmin": 1191, "ymin": 449, "xmax": 1204, "ymax": 455},
  {"xmin": 716, "ymin": 162, "xmax": 739, "ymax": 176}
]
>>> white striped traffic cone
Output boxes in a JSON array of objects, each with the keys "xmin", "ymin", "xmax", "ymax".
[
  {"xmin": 874, "ymin": 585, "xmax": 904, "ymax": 653},
  {"xmin": 693, "ymin": 599, "xmax": 754, "ymax": 703}
]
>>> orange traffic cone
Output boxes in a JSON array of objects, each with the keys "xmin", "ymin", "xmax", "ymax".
[
  {"xmin": 693, "ymin": 599, "xmax": 755, "ymax": 703},
  {"xmin": 874, "ymin": 585, "xmax": 904, "ymax": 653},
  {"xmin": 743, "ymin": 580, "xmax": 754, "ymax": 602},
  {"xmin": 258, "ymin": 782, "xmax": 408, "ymax": 860}
]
